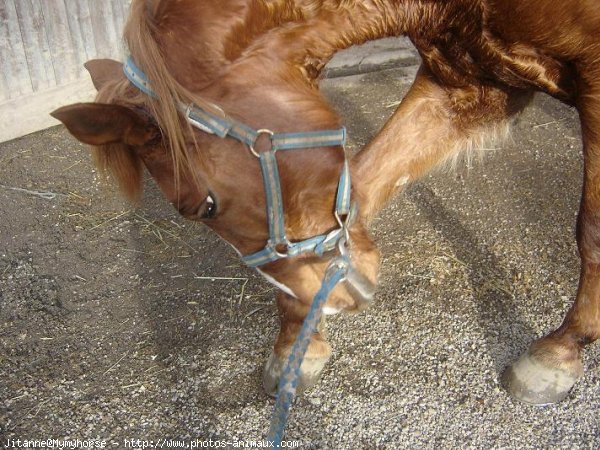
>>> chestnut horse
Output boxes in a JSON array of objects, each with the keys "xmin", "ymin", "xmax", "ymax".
[{"xmin": 52, "ymin": 0, "xmax": 600, "ymax": 406}]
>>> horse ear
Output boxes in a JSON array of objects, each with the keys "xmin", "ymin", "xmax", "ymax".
[
  {"xmin": 51, "ymin": 103, "xmax": 158, "ymax": 147},
  {"xmin": 84, "ymin": 59, "xmax": 123, "ymax": 91}
]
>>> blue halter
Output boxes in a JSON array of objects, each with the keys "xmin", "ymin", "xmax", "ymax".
[{"xmin": 124, "ymin": 57, "xmax": 354, "ymax": 267}]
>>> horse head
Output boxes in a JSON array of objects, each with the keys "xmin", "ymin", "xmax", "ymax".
[{"xmin": 51, "ymin": 0, "xmax": 380, "ymax": 314}]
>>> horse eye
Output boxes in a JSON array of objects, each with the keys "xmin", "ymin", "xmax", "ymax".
[{"xmin": 198, "ymin": 193, "xmax": 217, "ymax": 219}]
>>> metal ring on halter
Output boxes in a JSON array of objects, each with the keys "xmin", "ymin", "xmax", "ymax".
[
  {"xmin": 334, "ymin": 210, "xmax": 351, "ymax": 243},
  {"xmin": 337, "ymin": 235, "xmax": 349, "ymax": 258},
  {"xmin": 249, "ymin": 129, "xmax": 275, "ymax": 158},
  {"xmin": 267, "ymin": 239, "xmax": 293, "ymax": 258}
]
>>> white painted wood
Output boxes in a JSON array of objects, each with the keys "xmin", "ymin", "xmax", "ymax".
[
  {"xmin": 14, "ymin": 0, "xmax": 56, "ymax": 92},
  {"xmin": 111, "ymin": 0, "xmax": 127, "ymax": 49},
  {"xmin": 0, "ymin": 0, "xmax": 33, "ymax": 99},
  {"xmin": 0, "ymin": 0, "xmax": 132, "ymax": 142},
  {"xmin": 64, "ymin": 0, "xmax": 93, "ymax": 79},
  {"xmin": 73, "ymin": 0, "xmax": 99, "ymax": 63},
  {"xmin": 39, "ymin": 0, "xmax": 78, "ymax": 85},
  {"xmin": 0, "ymin": 77, "xmax": 96, "ymax": 143},
  {"xmin": 89, "ymin": 1, "xmax": 120, "ymax": 59}
]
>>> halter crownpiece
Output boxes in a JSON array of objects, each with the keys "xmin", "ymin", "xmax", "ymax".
[{"xmin": 124, "ymin": 56, "xmax": 355, "ymax": 267}]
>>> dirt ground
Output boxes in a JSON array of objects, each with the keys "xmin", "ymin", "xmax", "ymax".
[{"xmin": 1, "ymin": 63, "xmax": 599, "ymax": 449}]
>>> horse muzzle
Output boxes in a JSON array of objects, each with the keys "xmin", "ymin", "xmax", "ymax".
[
  {"xmin": 321, "ymin": 262, "xmax": 377, "ymax": 315},
  {"xmin": 343, "ymin": 264, "xmax": 377, "ymax": 310}
]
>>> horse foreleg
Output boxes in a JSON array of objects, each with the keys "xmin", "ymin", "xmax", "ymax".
[
  {"xmin": 353, "ymin": 65, "xmax": 531, "ymax": 221},
  {"xmin": 504, "ymin": 76, "xmax": 600, "ymax": 405},
  {"xmin": 263, "ymin": 291, "xmax": 332, "ymax": 396}
]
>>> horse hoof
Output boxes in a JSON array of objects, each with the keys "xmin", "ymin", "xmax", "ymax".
[
  {"xmin": 263, "ymin": 353, "xmax": 285, "ymax": 397},
  {"xmin": 262, "ymin": 352, "xmax": 329, "ymax": 397},
  {"xmin": 502, "ymin": 350, "xmax": 583, "ymax": 405}
]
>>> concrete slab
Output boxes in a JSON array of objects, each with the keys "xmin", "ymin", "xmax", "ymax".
[{"xmin": 324, "ymin": 37, "xmax": 420, "ymax": 78}]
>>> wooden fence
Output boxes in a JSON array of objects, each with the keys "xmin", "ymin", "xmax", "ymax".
[{"xmin": 0, "ymin": 0, "xmax": 131, "ymax": 142}]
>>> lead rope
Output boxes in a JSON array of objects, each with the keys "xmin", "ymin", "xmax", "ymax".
[{"xmin": 266, "ymin": 249, "xmax": 350, "ymax": 447}]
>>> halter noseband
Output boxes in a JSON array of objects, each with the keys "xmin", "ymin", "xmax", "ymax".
[{"xmin": 124, "ymin": 57, "xmax": 355, "ymax": 267}]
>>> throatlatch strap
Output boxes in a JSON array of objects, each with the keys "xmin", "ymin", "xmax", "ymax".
[
  {"xmin": 336, "ymin": 159, "xmax": 351, "ymax": 216},
  {"xmin": 272, "ymin": 128, "xmax": 347, "ymax": 151}
]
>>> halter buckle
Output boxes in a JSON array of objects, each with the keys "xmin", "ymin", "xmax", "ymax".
[
  {"xmin": 185, "ymin": 103, "xmax": 216, "ymax": 135},
  {"xmin": 268, "ymin": 239, "xmax": 292, "ymax": 259},
  {"xmin": 249, "ymin": 129, "xmax": 275, "ymax": 158}
]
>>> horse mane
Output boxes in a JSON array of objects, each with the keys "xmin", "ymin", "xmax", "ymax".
[
  {"xmin": 224, "ymin": 0, "xmax": 312, "ymax": 62},
  {"xmin": 126, "ymin": 0, "xmax": 226, "ymax": 196},
  {"xmin": 93, "ymin": 0, "xmax": 238, "ymax": 200}
]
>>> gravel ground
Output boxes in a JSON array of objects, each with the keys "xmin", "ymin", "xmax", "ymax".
[{"xmin": 1, "ymin": 41, "xmax": 599, "ymax": 449}]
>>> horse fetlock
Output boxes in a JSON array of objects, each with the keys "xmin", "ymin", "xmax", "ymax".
[
  {"xmin": 262, "ymin": 351, "xmax": 330, "ymax": 397},
  {"xmin": 502, "ymin": 346, "xmax": 583, "ymax": 405}
]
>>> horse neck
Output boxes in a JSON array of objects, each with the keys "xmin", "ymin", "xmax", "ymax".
[
  {"xmin": 128, "ymin": 1, "xmax": 418, "ymax": 90},
  {"xmin": 241, "ymin": 1, "xmax": 411, "ymax": 79},
  {"xmin": 217, "ymin": 0, "xmax": 415, "ymax": 126}
]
